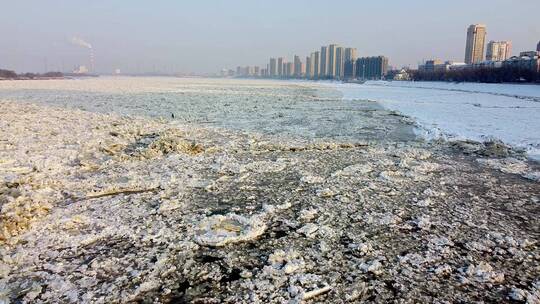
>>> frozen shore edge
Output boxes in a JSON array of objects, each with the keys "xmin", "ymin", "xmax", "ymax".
[{"xmin": 323, "ymin": 80, "xmax": 540, "ymax": 161}]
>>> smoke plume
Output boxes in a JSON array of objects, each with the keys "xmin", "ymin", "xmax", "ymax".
[{"xmin": 71, "ymin": 36, "xmax": 92, "ymax": 49}]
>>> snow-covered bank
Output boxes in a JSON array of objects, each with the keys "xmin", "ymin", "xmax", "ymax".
[
  {"xmin": 364, "ymin": 81, "xmax": 540, "ymax": 100},
  {"xmin": 333, "ymin": 81, "xmax": 540, "ymax": 159}
]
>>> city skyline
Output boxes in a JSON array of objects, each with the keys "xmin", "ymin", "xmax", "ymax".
[
  {"xmin": 230, "ymin": 42, "xmax": 387, "ymax": 81},
  {"xmin": 1, "ymin": 1, "xmax": 539, "ymax": 74},
  {"xmin": 228, "ymin": 21, "xmax": 539, "ymax": 81}
]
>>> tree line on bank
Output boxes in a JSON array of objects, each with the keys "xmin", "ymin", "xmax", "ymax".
[
  {"xmin": 409, "ymin": 67, "xmax": 540, "ymax": 83},
  {"xmin": 0, "ymin": 69, "xmax": 63, "ymax": 79}
]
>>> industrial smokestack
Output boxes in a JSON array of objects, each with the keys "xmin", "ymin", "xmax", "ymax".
[
  {"xmin": 89, "ymin": 48, "xmax": 95, "ymax": 73},
  {"xmin": 71, "ymin": 36, "xmax": 94, "ymax": 73}
]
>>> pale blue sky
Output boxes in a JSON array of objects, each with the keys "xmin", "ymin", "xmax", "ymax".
[{"xmin": 1, "ymin": 0, "xmax": 539, "ymax": 74}]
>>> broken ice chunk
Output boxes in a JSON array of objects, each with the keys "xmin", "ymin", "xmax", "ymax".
[{"xmin": 194, "ymin": 213, "xmax": 266, "ymax": 247}]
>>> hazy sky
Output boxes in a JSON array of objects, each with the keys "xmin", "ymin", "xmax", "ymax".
[{"xmin": 1, "ymin": 0, "xmax": 539, "ymax": 74}]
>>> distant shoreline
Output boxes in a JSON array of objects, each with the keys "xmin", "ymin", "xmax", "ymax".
[
  {"xmin": 231, "ymin": 76, "xmax": 540, "ymax": 86},
  {"xmin": 0, "ymin": 77, "xmax": 65, "ymax": 81},
  {"xmin": 3, "ymin": 74, "xmax": 539, "ymax": 86}
]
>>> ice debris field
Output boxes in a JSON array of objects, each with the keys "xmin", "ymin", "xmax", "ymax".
[{"xmin": 0, "ymin": 77, "xmax": 539, "ymax": 303}]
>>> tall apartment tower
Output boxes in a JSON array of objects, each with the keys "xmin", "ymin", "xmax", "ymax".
[
  {"xmin": 313, "ymin": 51, "xmax": 320, "ymax": 79},
  {"xmin": 486, "ymin": 41, "xmax": 512, "ymax": 61},
  {"xmin": 328, "ymin": 44, "xmax": 338, "ymax": 78},
  {"xmin": 320, "ymin": 46, "xmax": 328, "ymax": 77},
  {"xmin": 277, "ymin": 57, "xmax": 285, "ymax": 76},
  {"xmin": 294, "ymin": 55, "xmax": 303, "ymax": 77},
  {"xmin": 537, "ymin": 41, "xmax": 540, "ymax": 52},
  {"xmin": 343, "ymin": 48, "xmax": 357, "ymax": 79},
  {"xmin": 465, "ymin": 24, "xmax": 487, "ymax": 64},
  {"xmin": 344, "ymin": 60, "xmax": 356, "ymax": 79},
  {"xmin": 305, "ymin": 56, "xmax": 312, "ymax": 79},
  {"xmin": 269, "ymin": 58, "xmax": 277, "ymax": 77},
  {"xmin": 335, "ymin": 47, "xmax": 345, "ymax": 79},
  {"xmin": 344, "ymin": 48, "xmax": 358, "ymax": 62},
  {"xmin": 285, "ymin": 62, "xmax": 294, "ymax": 77}
]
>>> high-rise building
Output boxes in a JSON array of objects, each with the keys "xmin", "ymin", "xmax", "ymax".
[
  {"xmin": 486, "ymin": 41, "xmax": 512, "ymax": 61},
  {"xmin": 342, "ymin": 48, "xmax": 358, "ymax": 79},
  {"xmin": 320, "ymin": 46, "xmax": 328, "ymax": 77},
  {"xmin": 465, "ymin": 24, "xmax": 487, "ymax": 64},
  {"xmin": 305, "ymin": 55, "xmax": 314, "ymax": 79},
  {"xmin": 305, "ymin": 56, "xmax": 311, "ymax": 79},
  {"xmin": 328, "ymin": 44, "xmax": 338, "ymax": 78},
  {"xmin": 285, "ymin": 62, "xmax": 294, "ymax": 77},
  {"xmin": 313, "ymin": 51, "xmax": 320, "ymax": 79},
  {"xmin": 344, "ymin": 48, "xmax": 358, "ymax": 62},
  {"xmin": 355, "ymin": 56, "xmax": 389, "ymax": 80},
  {"xmin": 269, "ymin": 58, "xmax": 277, "ymax": 77},
  {"xmin": 278, "ymin": 57, "xmax": 285, "ymax": 76},
  {"xmin": 335, "ymin": 47, "xmax": 344, "ymax": 79},
  {"xmin": 343, "ymin": 48, "xmax": 357, "ymax": 80},
  {"xmin": 537, "ymin": 41, "xmax": 540, "ymax": 52},
  {"xmin": 344, "ymin": 60, "xmax": 356, "ymax": 79},
  {"xmin": 294, "ymin": 55, "xmax": 303, "ymax": 77}
]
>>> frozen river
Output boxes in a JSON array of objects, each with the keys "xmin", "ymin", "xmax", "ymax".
[
  {"xmin": 0, "ymin": 77, "xmax": 538, "ymax": 157},
  {"xmin": 0, "ymin": 77, "xmax": 414, "ymax": 143},
  {"xmin": 332, "ymin": 80, "xmax": 540, "ymax": 159}
]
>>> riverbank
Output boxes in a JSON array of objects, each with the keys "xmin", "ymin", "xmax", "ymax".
[
  {"xmin": 0, "ymin": 69, "xmax": 64, "ymax": 81},
  {"xmin": 0, "ymin": 77, "xmax": 65, "ymax": 81},
  {"xmin": 1, "ymin": 100, "xmax": 539, "ymax": 303}
]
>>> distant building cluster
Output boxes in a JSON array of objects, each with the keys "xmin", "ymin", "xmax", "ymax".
[
  {"xmin": 224, "ymin": 44, "xmax": 389, "ymax": 81},
  {"xmin": 222, "ymin": 25, "xmax": 539, "ymax": 81},
  {"xmin": 419, "ymin": 60, "xmax": 467, "ymax": 72},
  {"xmin": 421, "ymin": 24, "xmax": 540, "ymax": 73}
]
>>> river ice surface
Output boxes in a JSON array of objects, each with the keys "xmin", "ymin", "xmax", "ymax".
[
  {"xmin": 331, "ymin": 81, "xmax": 540, "ymax": 159},
  {"xmin": 0, "ymin": 77, "xmax": 414, "ymax": 143},
  {"xmin": 1, "ymin": 77, "xmax": 539, "ymax": 158}
]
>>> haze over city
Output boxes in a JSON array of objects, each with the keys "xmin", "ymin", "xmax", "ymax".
[{"xmin": 1, "ymin": 0, "xmax": 539, "ymax": 74}]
